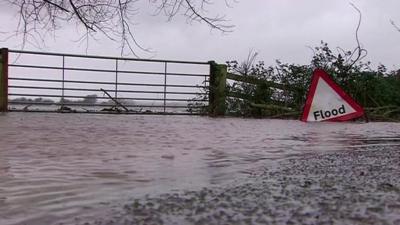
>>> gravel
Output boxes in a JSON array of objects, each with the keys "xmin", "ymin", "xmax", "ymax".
[{"xmin": 81, "ymin": 146, "xmax": 400, "ymax": 225}]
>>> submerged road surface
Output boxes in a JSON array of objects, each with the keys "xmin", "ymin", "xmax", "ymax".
[
  {"xmin": 100, "ymin": 146, "xmax": 400, "ymax": 225},
  {"xmin": 0, "ymin": 113, "xmax": 399, "ymax": 224}
]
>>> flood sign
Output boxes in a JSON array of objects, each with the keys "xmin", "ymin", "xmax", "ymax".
[{"xmin": 301, "ymin": 69, "xmax": 364, "ymax": 122}]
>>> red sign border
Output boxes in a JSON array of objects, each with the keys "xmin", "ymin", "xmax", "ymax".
[{"xmin": 301, "ymin": 69, "xmax": 364, "ymax": 122}]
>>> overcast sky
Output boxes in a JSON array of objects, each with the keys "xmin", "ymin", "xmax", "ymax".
[{"xmin": 0, "ymin": 0, "xmax": 399, "ymax": 70}]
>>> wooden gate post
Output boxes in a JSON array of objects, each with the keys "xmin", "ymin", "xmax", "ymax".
[
  {"xmin": 0, "ymin": 48, "xmax": 8, "ymax": 112},
  {"xmin": 208, "ymin": 61, "xmax": 227, "ymax": 116}
]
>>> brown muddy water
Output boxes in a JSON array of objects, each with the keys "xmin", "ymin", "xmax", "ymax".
[{"xmin": 0, "ymin": 113, "xmax": 399, "ymax": 225}]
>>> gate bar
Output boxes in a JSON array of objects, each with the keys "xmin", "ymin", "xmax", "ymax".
[{"xmin": 8, "ymin": 49, "xmax": 209, "ymax": 65}]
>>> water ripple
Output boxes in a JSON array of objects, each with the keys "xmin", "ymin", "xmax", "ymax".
[{"xmin": 0, "ymin": 113, "xmax": 399, "ymax": 224}]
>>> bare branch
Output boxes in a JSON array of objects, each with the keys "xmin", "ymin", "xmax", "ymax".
[
  {"xmin": 69, "ymin": 0, "xmax": 95, "ymax": 31},
  {"xmin": 43, "ymin": 0, "xmax": 70, "ymax": 12},
  {"xmin": 3, "ymin": 0, "xmax": 235, "ymax": 56},
  {"xmin": 390, "ymin": 20, "xmax": 400, "ymax": 32},
  {"xmin": 183, "ymin": 0, "xmax": 234, "ymax": 32},
  {"xmin": 346, "ymin": 3, "xmax": 368, "ymax": 69}
]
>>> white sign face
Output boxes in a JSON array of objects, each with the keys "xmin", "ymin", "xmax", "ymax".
[
  {"xmin": 307, "ymin": 77, "xmax": 356, "ymax": 121},
  {"xmin": 301, "ymin": 69, "xmax": 364, "ymax": 122}
]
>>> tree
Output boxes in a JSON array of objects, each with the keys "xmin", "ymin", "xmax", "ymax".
[{"xmin": 4, "ymin": 0, "xmax": 234, "ymax": 56}]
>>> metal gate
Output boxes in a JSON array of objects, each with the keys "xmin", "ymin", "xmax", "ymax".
[{"xmin": 4, "ymin": 49, "xmax": 210, "ymax": 115}]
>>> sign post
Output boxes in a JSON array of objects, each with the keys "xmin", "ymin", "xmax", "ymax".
[
  {"xmin": 301, "ymin": 69, "xmax": 364, "ymax": 122},
  {"xmin": 0, "ymin": 48, "xmax": 8, "ymax": 112}
]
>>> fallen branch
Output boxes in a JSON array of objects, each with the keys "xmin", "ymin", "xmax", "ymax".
[
  {"xmin": 23, "ymin": 104, "xmax": 32, "ymax": 111},
  {"xmin": 383, "ymin": 108, "xmax": 400, "ymax": 117},
  {"xmin": 100, "ymin": 88, "xmax": 129, "ymax": 112}
]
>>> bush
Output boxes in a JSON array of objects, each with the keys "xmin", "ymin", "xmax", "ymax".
[{"xmin": 225, "ymin": 41, "xmax": 400, "ymax": 120}]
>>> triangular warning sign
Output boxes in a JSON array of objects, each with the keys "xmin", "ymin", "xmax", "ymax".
[{"xmin": 301, "ymin": 69, "xmax": 364, "ymax": 122}]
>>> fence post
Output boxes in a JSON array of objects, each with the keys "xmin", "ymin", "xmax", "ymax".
[
  {"xmin": 208, "ymin": 61, "xmax": 227, "ymax": 116},
  {"xmin": 0, "ymin": 48, "xmax": 8, "ymax": 112}
]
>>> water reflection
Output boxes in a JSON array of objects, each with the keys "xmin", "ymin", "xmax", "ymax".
[{"xmin": 0, "ymin": 113, "xmax": 399, "ymax": 224}]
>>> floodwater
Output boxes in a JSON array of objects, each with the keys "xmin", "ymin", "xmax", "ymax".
[{"xmin": 0, "ymin": 113, "xmax": 399, "ymax": 225}]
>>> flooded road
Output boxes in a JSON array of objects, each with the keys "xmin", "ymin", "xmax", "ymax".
[{"xmin": 0, "ymin": 113, "xmax": 399, "ymax": 224}]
